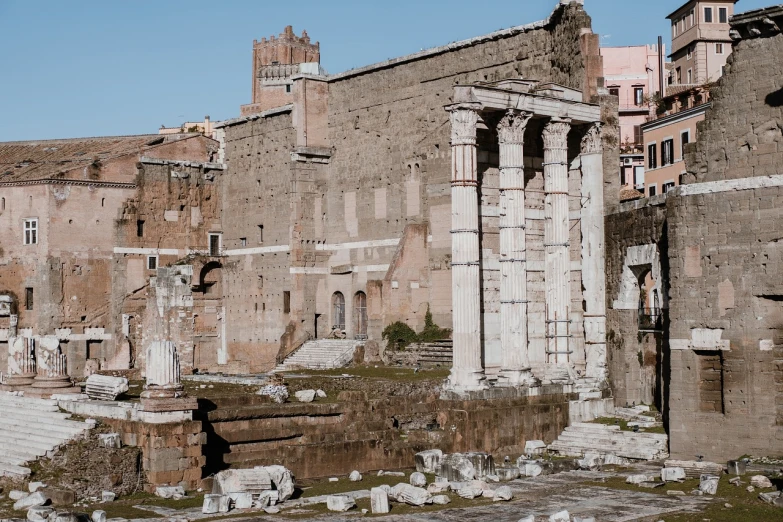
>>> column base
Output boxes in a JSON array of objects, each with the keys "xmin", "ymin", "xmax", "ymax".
[
  {"xmin": 5, "ymin": 374, "xmax": 36, "ymax": 386},
  {"xmin": 141, "ymin": 384, "xmax": 186, "ymax": 399},
  {"xmin": 31, "ymin": 376, "xmax": 73, "ymax": 389},
  {"xmin": 496, "ymin": 368, "xmax": 539, "ymax": 388},
  {"xmin": 444, "ymin": 367, "xmax": 488, "ymax": 393},
  {"xmin": 541, "ymin": 364, "xmax": 575, "ymax": 385}
]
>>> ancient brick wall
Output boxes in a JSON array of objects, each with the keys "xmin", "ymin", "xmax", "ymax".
[
  {"xmin": 666, "ymin": 186, "xmax": 783, "ymax": 461},
  {"xmin": 684, "ymin": 32, "xmax": 783, "ymax": 183}
]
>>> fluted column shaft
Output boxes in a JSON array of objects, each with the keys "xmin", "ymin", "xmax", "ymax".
[
  {"xmin": 543, "ymin": 119, "xmax": 572, "ymax": 365},
  {"xmin": 497, "ymin": 110, "xmax": 535, "ymax": 386},
  {"xmin": 445, "ymin": 104, "xmax": 486, "ymax": 392}
]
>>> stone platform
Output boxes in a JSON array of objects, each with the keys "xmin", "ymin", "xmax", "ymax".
[{"xmin": 0, "ymin": 383, "xmax": 82, "ymax": 398}]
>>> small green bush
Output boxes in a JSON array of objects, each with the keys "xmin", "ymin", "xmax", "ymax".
[{"xmin": 382, "ymin": 305, "xmax": 452, "ymax": 350}]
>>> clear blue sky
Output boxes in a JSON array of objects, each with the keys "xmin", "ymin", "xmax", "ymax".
[{"xmin": 0, "ymin": 0, "xmax": 770, "ymax": 141}]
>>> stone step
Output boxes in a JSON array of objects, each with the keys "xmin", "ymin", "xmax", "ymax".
[
  {"xmin": 0, "ymin": 425, "xmax": 84, "ymax": 447},
  {"xmin": 554, "ymin": 433, "xmax": 667, "ymax": 450},
  {"xmin": 0, "ymin": 461, "xmax": 32, "ymax": 479},
  {"xmin": 0, "ymin": 432, "xmax": 63, "ymax": 453},
  {"xmin": 547, "ymin": 442, "xmax": 662, "ymax": 460},
  {"xmin": 0, "ymin": 410, "xmax": 91, "ymax": 431},
  {"xmin": 0, "ymin": 394, "xmax": 61, "ymax": 412},
  {"xmin": 0, "ymin": 441, "xmax": 48, "ymax": 460},
  {"xmin": 0, "ymin": 452, "xmax": 30, "ymax": 467}
]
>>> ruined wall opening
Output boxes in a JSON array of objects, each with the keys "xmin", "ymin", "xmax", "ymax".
[
  {"xmin": 353, "ymin": 291, "xmax": 367, "ymax": 339},
  {"xmin": 696, "ymin": 350, "xmax": 725, "ymax": 414},
  {"xmin": 332, "ymin": 292, "xmax": 345, "ymax": 331}
]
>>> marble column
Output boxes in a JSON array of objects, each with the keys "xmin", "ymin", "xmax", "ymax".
[
  {"xmin": 32, "ymin": 337, "xmax": 72, "ymax": 389},
  {"xmin": 543, "ymin": 119, "xmax": 572, "ymax": 368},
  {"xmin": 579, "ymin": 123, "xmax": 608, "ymax": 384},
  {"xmin": 445, "ymin": 103, "xmax": 487, "ymax": 392},
  {"xmin": 141, "ymin": 340, "xmax": 185, "ymax": 399},
  {"xmin": 6, "ymin": 336, "xmax": 36, "ymax": 386},
  {"xmin": 497, "ymin": 110, "xmax": 536, "ymax": 387}
]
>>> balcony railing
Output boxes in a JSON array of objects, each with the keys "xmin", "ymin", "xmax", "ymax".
[{"xmin": 638, "ymin": 307, "xmax": 664, "ymax": 332}]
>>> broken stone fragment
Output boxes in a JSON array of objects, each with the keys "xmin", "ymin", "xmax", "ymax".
[
  {"xmin": 85, "ymin": 375, "xmax": 129, "ymax": 401},
  {"xmin": 218, "ymin": 495, "xmax": 230, "ymax": 513},
  {"xmin": 409, "ymin": 472, "xmax": 427, "ymax": 487},
  {"xmin": 758, "ymin": 490, "xmax": 782, "ymax": 505},
  {"xmin": 518, "ymin": 517, "xmax": 535, "ymax": 522},
  {"xmin": 432, "ymin": 494, "xmax": 451, "ymax": 505},
  {"xmin": 427, "ymin": 480, "xmax": 449, "ymax": 494},
  {"xmin": 100, "ymin": 491, "xmax": 115, "ymax": 502},
  {"xmin": 549, "ymin": 510, "xmax": 571, "ymax": 522},
  {"xmin": 263, "ymin": 464, "xmax": 295, "ymax": 501},
  {"xmin": 98, "ymin": 434, "xmax": 122, "ymax": 449},
  {"xmin": 13, "ymin": 491, "xmax": 49, "ymax": 511},
  {"xmin": 154, "ymin": 486, "xmax": 185, "ymax": 499},
  {"xmin": 316, "ymin": 389, "xmax": 327, "ymax": 398},
  {"xmin": 229, "ymin": 492, "xmax": 253, "ymax": 509},
  {"xmin": 91, "ymin": 510, "xmax": 106, "ymax": 522},
  {"xmin": 661, "ymin": 467, "xmax": 686, "ymax": 482},
  {"xmin": 370, "ymin": 487, "xmax": 390, "ymax": 514},
  {"xmin": 517, "ymin": 457, "xmax": 543, "ymax": 477},
  {"xmin": 414, "ymin": 449, "xmax": 443, "ymax": 474},
  {"xmin": 573, "ymin": 517, "xmax": 596, "ymax": 522},
  {"xmin": 750, "ymin": 475, "xmax": 773, "ymax": 488},
  {"xmin": 26, "ymin": 506, "xmax": 54, "ymax": 522},
  {"xmin": 667, "ymin": 490, "xmax": 686, "ymax": 496},
  {"xmin": 393, "ymin": 484, "xmax": 431, "ymax": 506},
  {"xmin": 525, "ymin": 440, "xmax": 547, "ymax": 456},
  {"xmin": 577, "ymin": 452, "xmax": 603, "ymax": 470},
  {"xmin": 729, "ymin": 476, "xmax": 742, "ymax": 486},
  {"xmin": 456, "ymin": 486, "xmax": 483, "ymax": 499},
  {"xmin": 258, "ymin": 490, "xmax": 279, "ymax": 507},
  {"xmin": 438, "ymin": 454, "xmax": 476, "ymax": 481},
  {"xmin": 202, "ymin": 495, "xmax": 221, "ymax": 515},
  {"xmin": 493, "ymin": 486, "xmax": 513, "ymax": 501},
  {"xmin": 9, "ymin": 490, "xmax": 27, "ymax": 500},
  {"xmin": 349, "ymin": 470, "xmax": 362, "ymax": 482},
  {"xmin": 326, "ymin": 495, "xmax": 355, "ymax": 512},
  {"xmin": 212, "ymin": 468, "xmax": 272, "ymax": 496},
  {"xmin": 263, "ymin": 506, "xmax": 280, "ymax": 514},
  {"xmin": 295, "ymin": 389, "xmax": 316, "ymax": 402},
  {"xmin": 699, "ymin": 474, "xmax": 719, "ymax": 495},
  {"xmin": 625, "ymin": 474, "xmax": 652, "ymax": 485},
  {"xmin": 28, "ymin": 482, "xmax": 46, "ymax": 493},
  {"xmin": 495, "ymin": 466, "xmax": 520, "ymax": 482},
  {"xmin": 747, "ymin": 485, "xmax": 756, "ymax": 492}
]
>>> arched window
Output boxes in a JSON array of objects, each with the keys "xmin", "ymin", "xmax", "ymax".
[
  {"xmin": 332, "ymin": 292, "xmax": 345, "ymax": 331},
  {"xmin": 354, "ymin": 291, "xmax": 367, "ymax": 338}
]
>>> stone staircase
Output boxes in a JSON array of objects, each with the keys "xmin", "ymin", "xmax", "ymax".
[
  {"xmin": 388, "ymin": 340, "xmax": 453, "ymax": 367},
  {"xmin": 0, "ymin": 393, "xmax": 94, "ymax": 478},
  {"xmin": 548, "ymin": 422, "xmax": 669, "ymax": 461},
  {"xmin": 272, "ymin": 340, "xmax": 361, "ymax": 372}
]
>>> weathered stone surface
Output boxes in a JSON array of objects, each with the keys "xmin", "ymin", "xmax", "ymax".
[
  {"xmin": 759, "ymin": 491, "xmax": 782, "ymax": 505},
  {"xmin": 410, "ymin": 472, "xmax": 427, "ymax": 487},
  {"xmin": 326, "ymin": 495, "xmax": 355, "ymax": 512},
  {"xmin": 9, "ymin": 491, "xmax": 27, "ymax": 500},
  {"xmin": 661, "ymin": 467, "xmax": 686, "ymax": 482},
  {"xmin": 265, "ymin": 465, "xmax": 295, "ymax": 501},
  {"xmin": 578, "ymin": 452, "xmax": 602, "ymax": 470},
  {"xmin": 98, "ymin": 434, "xmax": 121, "ymax": 449},
  {"xmin": 392, "ymin": 484, "xmax": 431, "ymax": 506},
  {"xmin": 295, "ymin": 390, "xmax": 316, "ymax": 403},
  {"xmin": 213, "ymin": 468, "xmax": 272, "ymax": 495},
  {"xmin": 626, "ymin": 474, "xmax": 652, "ymax": 485},
  {"xmin": 349, "ymin": 470, "xmax": 362, "ymax": 482},
  {"xmin": 13, "ymin": 493, "xmax": 49, "ymax": 511},
  {"xmin": 550, "ymin": 510, "xmax": 571, "ymax": 522},
  {"xmin": 699, "ymin": 474, "xmax": 719, "ymax": 495},
  {"xmin": 493, "ymin": 486, "xmax": 513, "ymax": 501},
  {"xmin": 573, "ymin": 517, "xmax": 596, "ymax": 522},
  {"xmin": 427, "ymin": 480, "xmax": 449, "ymax": 494},
  {"xmin": 370, "ymin": 487, "xmax": 390, "ymax": 514},
  {"xmin": 751, "ymin": 475, "xmax": 773, "ymax": 488},
  {"xmin": 496, "ymin": 466, "xmax": 520, "ymax": 481},
  {"xmin": 525, "ymin": 440, "xmax": 547, "ymax": 455},
  {"xmin": 154, "ymin": 487, "xmax": 184, "ymax": 499},
  {"xmin": 85, "ymin": 375, "xmax": 129, "ymax": 401},
  {"xmin": 91, "ymin": 510, "xmax": 106, "ymax": 522},
  {"xmin": 518, "ymin": 517, "xmax": 536, "ymax": 522},
  {"xmin": 28, "ymin": 483, "xmax": 46, "ymax": 493},
  {"xmin": 26, "ymin": 506, "xmax": 53, "ymax": 522},
  {"xmin": 100, "ymin": 492, "xmax": 115, "ymax": 502},
  {"xmin": 457, "ymin": 486, "xmax": 484, "ymax": 499},
  {"xmin": 229, "ymin": 492, "xmax": 253, "ymax": 509},
  {"xmin": 415, "ymin": 449, "xmax": 443, "ymax": 473},
  {"xmin": 316, "ymin": 389, "xmax": 327, "ymax": 398},
  {"xmin": 438, "ymin": 454, "xmax": 476, "ymax": 481},
  {"xmin": 432, "ymin": 494, "xmax": 451, "ymax": 505}
]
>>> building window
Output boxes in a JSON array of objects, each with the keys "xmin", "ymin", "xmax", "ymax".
[
  {"xmin": 609, "ymin": 87, "xmax": 619, "ymax": 98},
  {"xmin": 719, "ymin": 7, "xmax": 727, "ymax": 23},
  {"xmin": 283, "ymin": 291, "xmax": 291, "ymax": 314},
  {"xmin": 147, "ymin": 255, "xmax": 158, "ymax": 270},
  {"xmin": 285, "ymin": 84, "xmax": 292, "ymax": 93},
  {"xmin": 240, "ymin": 237, "xmax": 247, "ymax": 247},
  {"xmin": 676, "ymin": 67, "xmax": 682, "ymax": 83},
  {"xmin": 662, "ymin": 139, "xmax": 674, "ymax": 166},
  {"xmin": 258, "ymin": 224, "xmax": 264, "ymax": 243},
  {"xmin": 25, "ymin": 287, "xmax": 33, "ymax": 311},
  {"xmin": 663, "ymin": 181, "xmax": 676, "ymax": 193},
  {"xmin": 687, "ymin": 68, "xmax": 693, "ymax": 84},
  {"xmin": 681, "ymin": 130, "xmax": 690, "ymax": 158},
  {"xmin": 704, "ymin": 6, "xmax": 713, "ymax": 23},
  {"xmin": 689, "ymin": 8, "xmax": 695, "ymax": 26},
  {"xmin": 715, "ymin": 43, "xmax": 724, "ymax": 54},
  {"xmin": 209, "ymin": 233, "xmax": 222, "ymax": 256},
  {"xmin": 647, "ymin": 143, "xmax": 657, "ymax": 169},
  {"xmin": 687, "ymin": 46, "xmax": 692, "ymax": 60},
  {"xmin": 23, "ymin": 218, "xmax": 38, "ymax": 245},
  {"xmin": 634, "ymin": 166, "xmax": 645, "ymax": 189},
  {"xmin": 648, "ymin": 184, "xmax": 657, "ymax": 197},
  {"xmin": 137, "ymin": 220, "xmax": 144, "ymax": 238},
  {"xmin": 332, "ymin": 292, "xmax": 345, "ymax": 331},
  {"xmin": 634, "ymin": 87, "xmax": 644, "ymax": 106}
]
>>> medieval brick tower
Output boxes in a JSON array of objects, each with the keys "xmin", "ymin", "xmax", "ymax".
[{"xmin": 241, "ymin": 26, "xmax": 321, "ymax": 116}]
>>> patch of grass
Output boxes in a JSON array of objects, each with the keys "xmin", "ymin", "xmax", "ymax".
[
  {"xmin": 81, "ymin": 491, "xmax": 205, "ymax": 519},
  {"xmin": 294, "ymin": 471, "xmax": 418, "ymax": 499},
  {"xmin": 283, "ymin": 366, "xmax": 449, "ymax": 382},
  {"xmin": 589, "ymin": 416, "xmax": 666, "ymax": 435}
]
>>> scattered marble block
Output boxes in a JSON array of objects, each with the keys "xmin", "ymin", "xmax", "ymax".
[
  {"xmin": 98, "ymin": 434, "xmax": 122, "ymax": 449},
  {"xmin": 626, "ymin": 474, "xmax": 652, "ymax": 485},
  {"xmin": 574, "ymin": 517, "xmax": 596, "ymax": 522},
  {"xmin": 349, "ymin": 470, "xmax": 362, "ymax": 482},
  {"xmin": 101, "ymin": 492, "xmax": 115, "ymax": 502},
  {"xmin": 10, "ymin": 491, "xmax": 27, "ymax": 500},
  {"xmin": 265, "ymin": 465, "xmax": 295, "ymax": 502},
  {"xmin": 230, "ymin": 492, "xmax": 253, "ymax": 509},
  {"xmin": 699, "ymin": 474, "xmax": 719, "ymax": 495},
  {"xmin": 85, "ymin": 375, "xmax": 129, "ymax": 401},
  {"xmin": 52, "ymin": 513, "xmax": 79, "ymax": 522},
  {"xmin": 91, "ymin": 510, "xmax": 106, "ymax": 522},
  {"xmin": 28, "ymin": 483, "xmax": 46, "ymax": 493},
  {"xmin": 667, "ymin": 490, "xmax": 686, "ymax": 496},
  {"xmin": 370, "ymin": 487, "xmax": 390, "ymax": 514},
  {"xmin": 316, "ymin": 389, "xmax": 327, "ymax": 398},
  {"xmin": 212, "ymin": 468, "xmax": 272, "ymax": 496},
  {"xmin": 525, "ymin": 440, "xmax": 547, "ymax": 456},
  {"xmin": 751, "ymin": 475, "xmax": 773, "ymax": 488},
  {"xmin": 661, "ymin": 467, "xmax": 686, "ymax": 482},
  {"xmin": 493, "ymin": 486, "xmax": 513, "ymax": 501},
  {"xmin": 14, "ymin": 492, "xmax": 49, "ymax": 511},
  {"xmin": 496, "ymin": 466, "xmax": 520, "ymax": 481},
  {"xmin": 518, "ymin": 517, "xmax": 535, "ymax": 522},
  {"xmin": 218, "ymin": 495, "xmax": 230, "ymax": 513},
  {"xmin": 326, "ymin": 495, "xmax": 355, "ymax": 512},
  {"xmin": 457, "ymin": 485, "xmax": 483, "ymax": 499},
  {"xmin": 438, "ymin": 454, "xmax": 476, "ymax": 481},
  {"xmin": 550, "ymin": 510, "xmax": 571, "ymax": 522},
  {"xmin": 409, "ymin": 472, "xmax": 427, "ymax": 487},
  {"xmin": 295, "ymin": 390, "xmax": 316, "ymax": 403},
  {"xmin": 258, "ymin": 490, "xmax": 279, "ymax": 507},
  {"xmin": 154, "ymin": 486, "xmax": 184, "ymax": 499},
  {"xmin": 578, "ymin": 452, "xmax": 602, "ymax": 470},
  {"xmin": 392, "ymin": 484, "xmax": 431, "ymax": 506},
  {"xmin": 727, "ymin": 460, "xmax": 746, "ymax": 476},
  {"xmin": 27, "ymin": 506, "xmax": 54, "ymax": 522},
  {"xmin": 415, "ymin": 449, "xmax": 443, "ymax": 474},
  {"xmin": 759, "ymin": 491, "xmax": 782, "ymax": 505},
  {"xmin": 263, "ymin": 506, "xmax": 280, "ymax": 514},
  {"xmin": 427, "ymin": 481, "xmax": 449, "ymax": 494}
]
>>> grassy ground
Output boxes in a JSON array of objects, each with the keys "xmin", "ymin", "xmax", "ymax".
[
  {"xmin": 589, "ymin": 416, "xmax": 667, "ymax": 435},
  {"xmin": 585, "ymin": 473, "xmax": 783, "ymax": 521},
  {"xmin": 281, "ymin": 366, "xmax": 450, "ymax": 382}
]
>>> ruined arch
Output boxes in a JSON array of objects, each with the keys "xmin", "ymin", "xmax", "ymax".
[
  {"xmin": 332, "ymin": 292, "xmax": 345, "ymax": 331},
  {"xmin": 353, "ymin": 291, "xmax": 367, "ymax": 338}
]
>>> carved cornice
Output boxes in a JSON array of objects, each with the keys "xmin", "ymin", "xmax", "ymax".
[
  {"xmin": 542, "ymin": 118, "xmax": 571, "ymax": 150},
  {"xmin": 497, "ymin": 110, "xmax": 532, "ymax": 145},
  {"xmin": 581, "ymin": 123, "xmax": 603, "ymax": 154},
  {"xmin": 448, "ymin": 106, "xmax": 481, "ymax": 146}
]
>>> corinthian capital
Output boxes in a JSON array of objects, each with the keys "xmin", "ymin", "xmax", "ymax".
[
  {"xmin": 449, "ymin": 106, "xmax": 480, "ymax": 146},
  {"xmin": 497, "ymin": 110, "xmax": 532, "ymax": 145},
  {"xmin": 542, "ymin": 118, "xmax": 571, "ymax": 150},
  {"xmin": 581, "ymin": 123, "xmax": 603, "ymax": 154}
]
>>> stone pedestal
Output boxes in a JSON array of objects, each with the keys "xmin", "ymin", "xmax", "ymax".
[
  {"xmin": 32, "ymin": 338, "xmax": 72, "ymax": 390},
  {"xmin": 444, "ymin": 104, "xmax": 487, "ymax": 393},
  {"xmin": 141, "ymin": 341, "xmax": 186, "ymax": 400}
]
